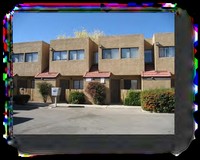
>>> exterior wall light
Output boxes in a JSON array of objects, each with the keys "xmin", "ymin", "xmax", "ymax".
[{"xmin": 156, "ymin": 42, "xmax": 160, "ymax": 46}]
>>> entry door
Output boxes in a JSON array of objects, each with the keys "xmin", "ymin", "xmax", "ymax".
[
  {"xmin": 111, "ymin": 79, "xmax": 120, "ymax": 104},
  {"xmin": 60, "ymin": 80, "xmax": 69, "ymax": 102}
]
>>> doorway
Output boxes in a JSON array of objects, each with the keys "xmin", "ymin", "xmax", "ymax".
[
  {"xmin": 110, "ymin": 79, "xmax": 121, "ymax": 104},
  {"xmin": 60, "ymin": 79, "xmax": 69, "ymax": 102}
]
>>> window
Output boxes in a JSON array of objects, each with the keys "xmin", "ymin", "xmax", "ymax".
[
  {"xmin": 73, "ymin": 80, "xmax": 83, "ymax": 89},
  {"xmin": 121, "ymin": 48, "xmax": 139, "ymax": 59},
  {"xmin": 145, "ymin": 50, "xmax": 153, "ymax": 63},
  {"xmin": 102, "ymin": 48, "xmax": 119, "ymax": 59},
  {"xmin": 53, "ymin": 51, "xmax": 67, "ymax": 61},
  {"xmin": 159, "ymin": 46, "xmax": 175, "ymax": 57},
  {"xmin": 69, "ymin": 50, "xmax": 84, "ymax": 60},
  {"xmin": 124, "ymin": 80, "xmax": 138, "ymax": 89},
  {"xmin": 25, "ymin": 52, "xmax": 38, "ymax": 62},
  {"xmin": 12, "ymin": 53, "xmax": 24, "ymax": 62}
]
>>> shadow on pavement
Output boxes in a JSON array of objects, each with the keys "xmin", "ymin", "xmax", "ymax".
[
  {"xmin": 13, "ymin": 102, "xmax": 51, "ymax": 111},
  {"xmin": 13, "ymin": 112, "xmax": 19, "ymax": 115},
  {"xmin": 13, "ymin": 117, "xmax": 33, "ymax": 125}
]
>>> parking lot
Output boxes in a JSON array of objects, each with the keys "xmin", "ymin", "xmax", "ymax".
[{"xmin": 13, "ymin": 103, "xmax": 174, "ymax": 135}]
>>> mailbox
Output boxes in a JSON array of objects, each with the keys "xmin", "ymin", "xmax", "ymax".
[{"xmin": 51, "ymin": 87, "xmax": 61, "ymax": 96}]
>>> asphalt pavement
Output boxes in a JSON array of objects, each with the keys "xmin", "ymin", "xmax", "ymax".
[{"xmin": 13, "ymin": 102, "xmax": 174, "ymax": 135}]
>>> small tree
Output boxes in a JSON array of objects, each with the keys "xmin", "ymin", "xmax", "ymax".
[
  {"xmin": 37, "ymin": 82, "xmax": 52, "ymax": 103},
  {"xmin": 56, "ymin": 28, "xmax": 105, "ymax": 42},
  {"xmin": 85, "ymin": 82, "xmax": 106, "ymax": 105}
]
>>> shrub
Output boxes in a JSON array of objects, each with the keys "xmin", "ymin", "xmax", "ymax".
[
  {"xmin": 124, "ymin": 90, "xmax": 141, "ymax": 106},
  {"xmin": 69, "ymin": 91, "xmax": 85, "ymax": 104},
  {"xmin": 13, "ymin": 95, "xmax": 30, "ymax": 105},
  {"xmin": 85, "ymin": 82, "xmax": 106, "ymax": 105},
  {"xmin": 37, "ymin": 82, "xmax": 52, "ymax": 103},
  {"xmin": 141, "ymin": 88, "xmax": 175, "ymax": 113}
]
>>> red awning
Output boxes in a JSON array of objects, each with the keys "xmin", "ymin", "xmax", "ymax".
[
  {"xmin": 141, "ymin": 70, "xmax": 171, "ymax": 77},
  {"xmin": 84, "ymin": 71, "xmax": 111, "ymax": 78},
  {"xmin": 35, "ymin": 72, "xmax": 59, "ymax": 78}
]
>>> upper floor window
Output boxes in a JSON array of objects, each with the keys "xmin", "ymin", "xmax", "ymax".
[
  {"xmin": 69, "ymin": 50, "xmax": 84, "ymax": 60},
  {"xmin": 121, "ymin": 48, "xmax": 139, "ymax": 59},
  {"xmin": 25, "ymin": 52, "xmax": 38, "ymax": 62},
  {"xmin": 145, "ymin": 50, "xmax": 153, "ymax": 63},
  {"xmin": 73, "ymin": 80, "xmax": 83, "ymax": 89},
  {"xmin": 12, "ymin": 53, "xmax": 24, "ymax": 62},
  {"xmin": 159, "ymin": 46, "xmax": 175, "ymax": 57},
  {"xmin": 124, "ymin": 80, "xmax": 138, "ymax": 89},
  {"xmin": 102, "ymin": 48, "xmax": 119, "ymax": 59},
  {"xmin": 53, "ymin": 51, "xmax": 67, "ymax": 61}
]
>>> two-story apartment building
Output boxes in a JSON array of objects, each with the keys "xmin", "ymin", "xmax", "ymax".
[
  {"xmin": 13, "ymin": 41, "xmax": 49, "ymax": 100},
  {"xmin": 13, "ymin": 32, "xmax": 175, "ymax": 104}
]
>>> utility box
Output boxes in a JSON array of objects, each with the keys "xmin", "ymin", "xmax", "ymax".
[{"xmin": 51, "ymin": 87, "xmax": 61, "ymax": 96}]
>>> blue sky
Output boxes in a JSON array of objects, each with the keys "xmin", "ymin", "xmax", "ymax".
[{"xmin": 13, "ymin": 12, "xmax": 174, "ymax": 43}]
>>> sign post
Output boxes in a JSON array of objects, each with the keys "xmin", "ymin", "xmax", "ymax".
[{"xmin": 51, "ymin": 87, "xmax": 61, "ymax": 107}]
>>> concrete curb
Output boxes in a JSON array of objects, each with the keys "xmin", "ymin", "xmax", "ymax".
[{"xmin": 46, "ymin": 103, "xmax": 142, "ymax": 109}]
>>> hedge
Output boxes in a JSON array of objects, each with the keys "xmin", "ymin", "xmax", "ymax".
[
  {"xmin": 124, "ymin": 90, "xmax": 141, "ymax": 106},
  {"xmin": 141, "ymin": 88, "xmax": 175, "ymax": 113},
  {"xmin": 69, "ymin": 91, "xmax": 85, "ymax": 104}
]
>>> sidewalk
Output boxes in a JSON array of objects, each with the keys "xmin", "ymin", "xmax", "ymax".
[{"xmin": 47, "ymin": 103, "xmax": 141, "ymax": 109}]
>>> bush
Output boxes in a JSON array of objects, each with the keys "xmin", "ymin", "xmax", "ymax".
[
  {"xmin": 13, "ymin": 95, "xmax": 30, "ymax": 105},
  {"xmin": 37, "ymin": 82, "xmax": 52, "ymax": 103},
  {"xmin": 69, "ymin": 91, "xmax": 85, "ymax": 104},
  {"xmin": 124, "ymin": 90, "xmax": 141, "ymax": 106},
  {"xmin": 85, "ymin": 82, "xmax": 106, "ymax": 105},
  {"xmin": 141, "ymin": 88, "xmax": 175, "ymax": 113}
]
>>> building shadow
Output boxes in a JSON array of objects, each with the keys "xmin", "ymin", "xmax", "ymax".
[
  {"xmin": 13, "ymin": 104, "xmax": 39, "ymax": 110},
  {"xmin": 13, "ymin": 102, "xmax": 51, "ymax": 111},
  {"xmin": 13, "ymin": 117, "xmax": 33, "ymax": 125}
]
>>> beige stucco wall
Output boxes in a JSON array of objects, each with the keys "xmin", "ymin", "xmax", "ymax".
[
  {"xmin": 49, "ymin": 38, "xmax": 97, "ymax": 76},
  {"xmin": 13, "ymin": 41, "xmax": 49, "ymax": 76},
  {"xmin": 98, "ymin": 34, "xmax": 145, "ymax": 75},
  {"xmin": 144, "ymin": 38, "xmax": 153, "ymax": 49},
  {"xmin": 142, "ymin": 78, "xmax": 171, "ymax": 90},
  {"xmin": 153, "ymin": 33, "xmax": 175, "ymax": 74}
]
